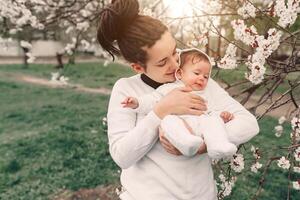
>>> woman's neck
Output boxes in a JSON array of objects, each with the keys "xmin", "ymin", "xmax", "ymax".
[{"xmin": 140, "ymin": 74, "xmax": 164, "ymax": 89}]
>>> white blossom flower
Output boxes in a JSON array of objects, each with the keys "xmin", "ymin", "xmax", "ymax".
[
  {"xmin": 251, "ymin": 145, "xmax": 261, "ymax": 159},
  {"xmin": 76, "ymin": 21, "xmax": 89, "ymax": 31},
  {"xmin": 218, "ymin": 44, "xmax": 237, "ymax": 69},
  {"xmin": 292, "ymin": 180, "xmax": 300, "ymax": 190},
  {"xmin": 251, "ymin": 162, "xmax": 263, "ymax": 173},
  {"xmin": 295, "ymin": 147, "xmax": 300, "ymax": 162},
  {"xmin": 9, "ymin": 29, "xmax": 18, "ymax": 34},
  {"xmin": 51, "ymin": 72, "xmax": 60, "ymax": 82},
  {"xmin": 230, "ymin": 154, "xmax": 245, "ymax": 173},
  {"xmin": 50, "ymin": 72, "xmax": 69, "ymax": 85},
  {"xmin": 274, "ymin": 125, "xmax": 284, "ymax": 137},
  {"xmin": 102, "ymin": 117, "xmax": 107, "ymax": 126},
  {"xmin": 245, "ymin": 61, "xmax": 266, "ymax": 85},
  {"xmin": 65, "ymin": 26, "xmax": 74, "ymax": 34},
  {"xmin": 290, "ymin": 131, "xmax": 300, "ymax": 142},
  {"xmin": 103, "ymin": 60, "xmax": 110, "ymax": 67},
  {"xmin": 59, "ymin": 76, "xmax": 69, "ymax": 85},
  {"xmin": 278, "ymin": 116, "xmax": 287, "ymax": 124},
  {"xmin": 291, "ymin": 117, "xmax": 300, "ymax": 131},
  {"xmin": 26, "ymin": 52, "xmax": 36, "ymax": 63},
  {"xmin": 277, "ymin": 156, "xmax": 291, "ymax": 169},
  {"xmin": 20, "ymin": 41, "xmax": 32, "ymax": 49},
  {"xmin": 217, "ymin": 174, "xmax": 237, "ymax": 197},
  {"xmin": 293, "ymin": 167, "xmax": 300, "ymax": 173},
  {"xmin": 274, "ymin": 0, "xmax": 300, "ymax": 28},
  {"xmin": 231, "ymin": 20, "xmax": 257, "ymax": 46},
  {"xmin": 237, "ymin": 2, "xmax": 256, "ymax": 19}
]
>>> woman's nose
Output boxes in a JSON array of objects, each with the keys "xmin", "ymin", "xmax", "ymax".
[{"xmin": 170, "ymin": 54, "xmax": 180, "ymax": 69}]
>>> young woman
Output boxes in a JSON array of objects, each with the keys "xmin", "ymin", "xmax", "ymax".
[{"xmin": 97, "ymin": 0, "xmax": 259, "ymax": 199}]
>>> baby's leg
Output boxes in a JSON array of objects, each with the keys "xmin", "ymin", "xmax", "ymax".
[
  {"xmin": 198, "ymin": 114, "xmax": 237, "ymax": 159},
  {"xmin": 161, "ymin": 115, "xmax": 204, "ymax": 157}
]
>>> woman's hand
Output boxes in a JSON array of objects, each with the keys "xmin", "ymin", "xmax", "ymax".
[
  {"xmin": 158, "ymin": 127, "xmax": 182, "ymax": 155},
  {"xmin": 154, "ymin": 86, "xmax": 207, "ymax": 119},
  {"xmin": 179, "ymin": 119, "xmax": 207, "ymax": 155},
  {"xmin": 197, "ymin": 143, "xmax": 207, "ymax": 154}
]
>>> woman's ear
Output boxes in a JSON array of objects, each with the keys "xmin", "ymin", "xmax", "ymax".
[{"xmin": 130, "ymin": 63, "xmax": 146, "ymax": 74}]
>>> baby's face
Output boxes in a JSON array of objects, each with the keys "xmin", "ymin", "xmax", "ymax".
[{"xmin": 179, "ymin": 60, "xmax": 211, "ymax": 91}]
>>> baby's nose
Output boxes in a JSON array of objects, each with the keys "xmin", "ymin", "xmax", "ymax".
[{"xmin": 197, "ymin": 76, "xmax": 204, "ymax": 82}]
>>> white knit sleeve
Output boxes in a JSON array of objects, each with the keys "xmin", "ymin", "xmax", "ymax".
[
  {"xmin": 208, "ymin": 79, "xmax": 260, "ymax": 146},
  {"xmin": 107, "ymin": 78, "xmax": 161, "ymax": 169}
]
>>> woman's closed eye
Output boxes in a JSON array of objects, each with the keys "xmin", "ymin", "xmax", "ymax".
[{"xmin": 157, "ymin": 61, "xmax": 167, "ymax": 67}]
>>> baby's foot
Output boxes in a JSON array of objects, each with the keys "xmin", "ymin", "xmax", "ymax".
[{"xmin": 207, "ymin": 142, "xmax": 237, "ymax": 159}]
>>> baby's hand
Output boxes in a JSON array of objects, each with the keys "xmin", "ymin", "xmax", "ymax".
[
  {"xmin": 220, "ymin": 111, "xmax": 234, "ymax": 123},
  {"xmin": 121, "ymin": 97, "xmax": 139, "ymax": 109}
]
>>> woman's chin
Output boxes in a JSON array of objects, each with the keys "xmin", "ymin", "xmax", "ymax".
[{"xmin": 164, "ymin": 75, "xmax": 176, "ymax": 82}]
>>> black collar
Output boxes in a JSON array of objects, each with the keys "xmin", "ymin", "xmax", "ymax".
[{"xmin": 140, "ymin": 73, "xmax": 164, "ymax": 89}]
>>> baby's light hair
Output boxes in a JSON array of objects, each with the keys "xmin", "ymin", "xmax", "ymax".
[{"xmin": 179, "ymin": 49, "xmax": 211, "ymax": 69}]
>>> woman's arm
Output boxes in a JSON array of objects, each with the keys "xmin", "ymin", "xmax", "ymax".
[
  {"xmin": 107, "ymin": 79, "xmax": 161, "ymax": 169},
  {"xmin": 208, "ymin": 79, "xmax": 260, "ymax": 145}
]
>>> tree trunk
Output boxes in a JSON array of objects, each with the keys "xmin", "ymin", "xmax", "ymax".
[
  {"xmin": 55, "ymin": 52, "xmax": 64, "ymax": 69},
  {"xmin": 22, "ymin": 47, "xmax": 29, "ymax": 68},
  {"xmin": 68, "ymin": 54, "xmax": 75, "ymax": 65}
]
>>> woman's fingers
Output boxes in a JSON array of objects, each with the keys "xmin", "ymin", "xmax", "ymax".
[
  {"xmin": 191, "ymin": 102, "xmax": 207, "ymax": 111},
  {"xmin": 188, "ymin": 109, "xmax": 204, "ymax": 116},
  {"xmin": 197, "ymin": 143, "xmax": 207, "ymax": 154},
  {"xmin": 159, "ymin": 127, "xmax": 182, "ymax": 155}
]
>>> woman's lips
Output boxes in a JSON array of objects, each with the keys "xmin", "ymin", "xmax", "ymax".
[{"xmin": 165, "ymin": 72, "xmax": 175, "ymax": 76}]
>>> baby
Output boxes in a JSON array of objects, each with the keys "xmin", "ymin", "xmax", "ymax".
[{"xmin": 122, "ymin": 48, "xmax": 237, "ymax": 159}]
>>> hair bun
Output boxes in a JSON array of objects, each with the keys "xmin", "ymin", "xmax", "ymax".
[{"xmin": 108, "ymin": 0, "xmax": 139, "ymax": 39}]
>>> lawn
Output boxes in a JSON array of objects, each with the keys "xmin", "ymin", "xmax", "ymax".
[
  {"xmin": 0, "ymin": 62, "xmax": 298, "ymax": 199},
  {"xmin": 0, "ymin": 79, "xmax": 119, "ymax": 199},
  {"xmin": 0, "ymin": 61, "xmax": 134, "ymax": 89}
]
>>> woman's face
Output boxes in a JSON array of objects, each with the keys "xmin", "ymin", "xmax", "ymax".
[{"xmin": 143, "ymin": 31, "xmax": 179, "ymax": 83}]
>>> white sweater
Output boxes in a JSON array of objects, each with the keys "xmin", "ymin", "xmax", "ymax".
[{"xmin": 107, "ymin": 74, "xmax": 259, "ymax": 200}]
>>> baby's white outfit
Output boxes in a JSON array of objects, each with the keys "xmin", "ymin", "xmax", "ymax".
[{"xmin": 135, "ymin": 79, "xmax": 237, "ymax": 158}]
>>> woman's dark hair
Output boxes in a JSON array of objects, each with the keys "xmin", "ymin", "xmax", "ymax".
[{"xmin": 97, "ymin": 0, "xmax": 168, "ymax": 67}]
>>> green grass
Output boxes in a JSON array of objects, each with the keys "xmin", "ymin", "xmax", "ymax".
[
  {"xmin": 0, "ymin": 61, "xmax": 134, "ymax": 89},
  {"xmin": 0, "ymin": 63, "xmax": 298, "ymax": 199},
  {"xmin": 0, "ymin": 80, "xmax": 119, "ymax": 199}
]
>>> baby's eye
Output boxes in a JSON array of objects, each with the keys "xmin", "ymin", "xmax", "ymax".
[
  {"xmin": 204, "ymin": 76, "xmax": 209, "ymax": 79},
  {"xmin": 194, "ymin": 72, "xmax": 199, "ymax": 75}
]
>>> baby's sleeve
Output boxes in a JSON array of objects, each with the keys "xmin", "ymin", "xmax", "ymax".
[
  {"xmin": 135, "ymin": 91, "xmax": 162, "ymax": 114},
  {"xmin": 135, "ymin": 83, "xmax": 177, "ymax": 114}
]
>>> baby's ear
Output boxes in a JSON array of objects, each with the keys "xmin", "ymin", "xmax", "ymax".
[{"xmin": 175, "ymin": 68, "xmax": 183, "ymax": 80}]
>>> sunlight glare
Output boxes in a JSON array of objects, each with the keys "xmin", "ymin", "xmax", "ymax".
[{"xmin": 163, "ymin": 0, "xmax": 204, "ymax": 18}]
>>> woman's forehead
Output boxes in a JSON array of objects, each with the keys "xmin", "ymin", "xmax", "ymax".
[{"xmin": 144, "ymin": 31, "xmax": 176, "ymax": 63}]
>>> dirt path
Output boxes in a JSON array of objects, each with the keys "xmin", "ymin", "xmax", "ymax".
[{"xmin": 12, "ymin": 73, "xmax": 112, "ymax": 95}]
